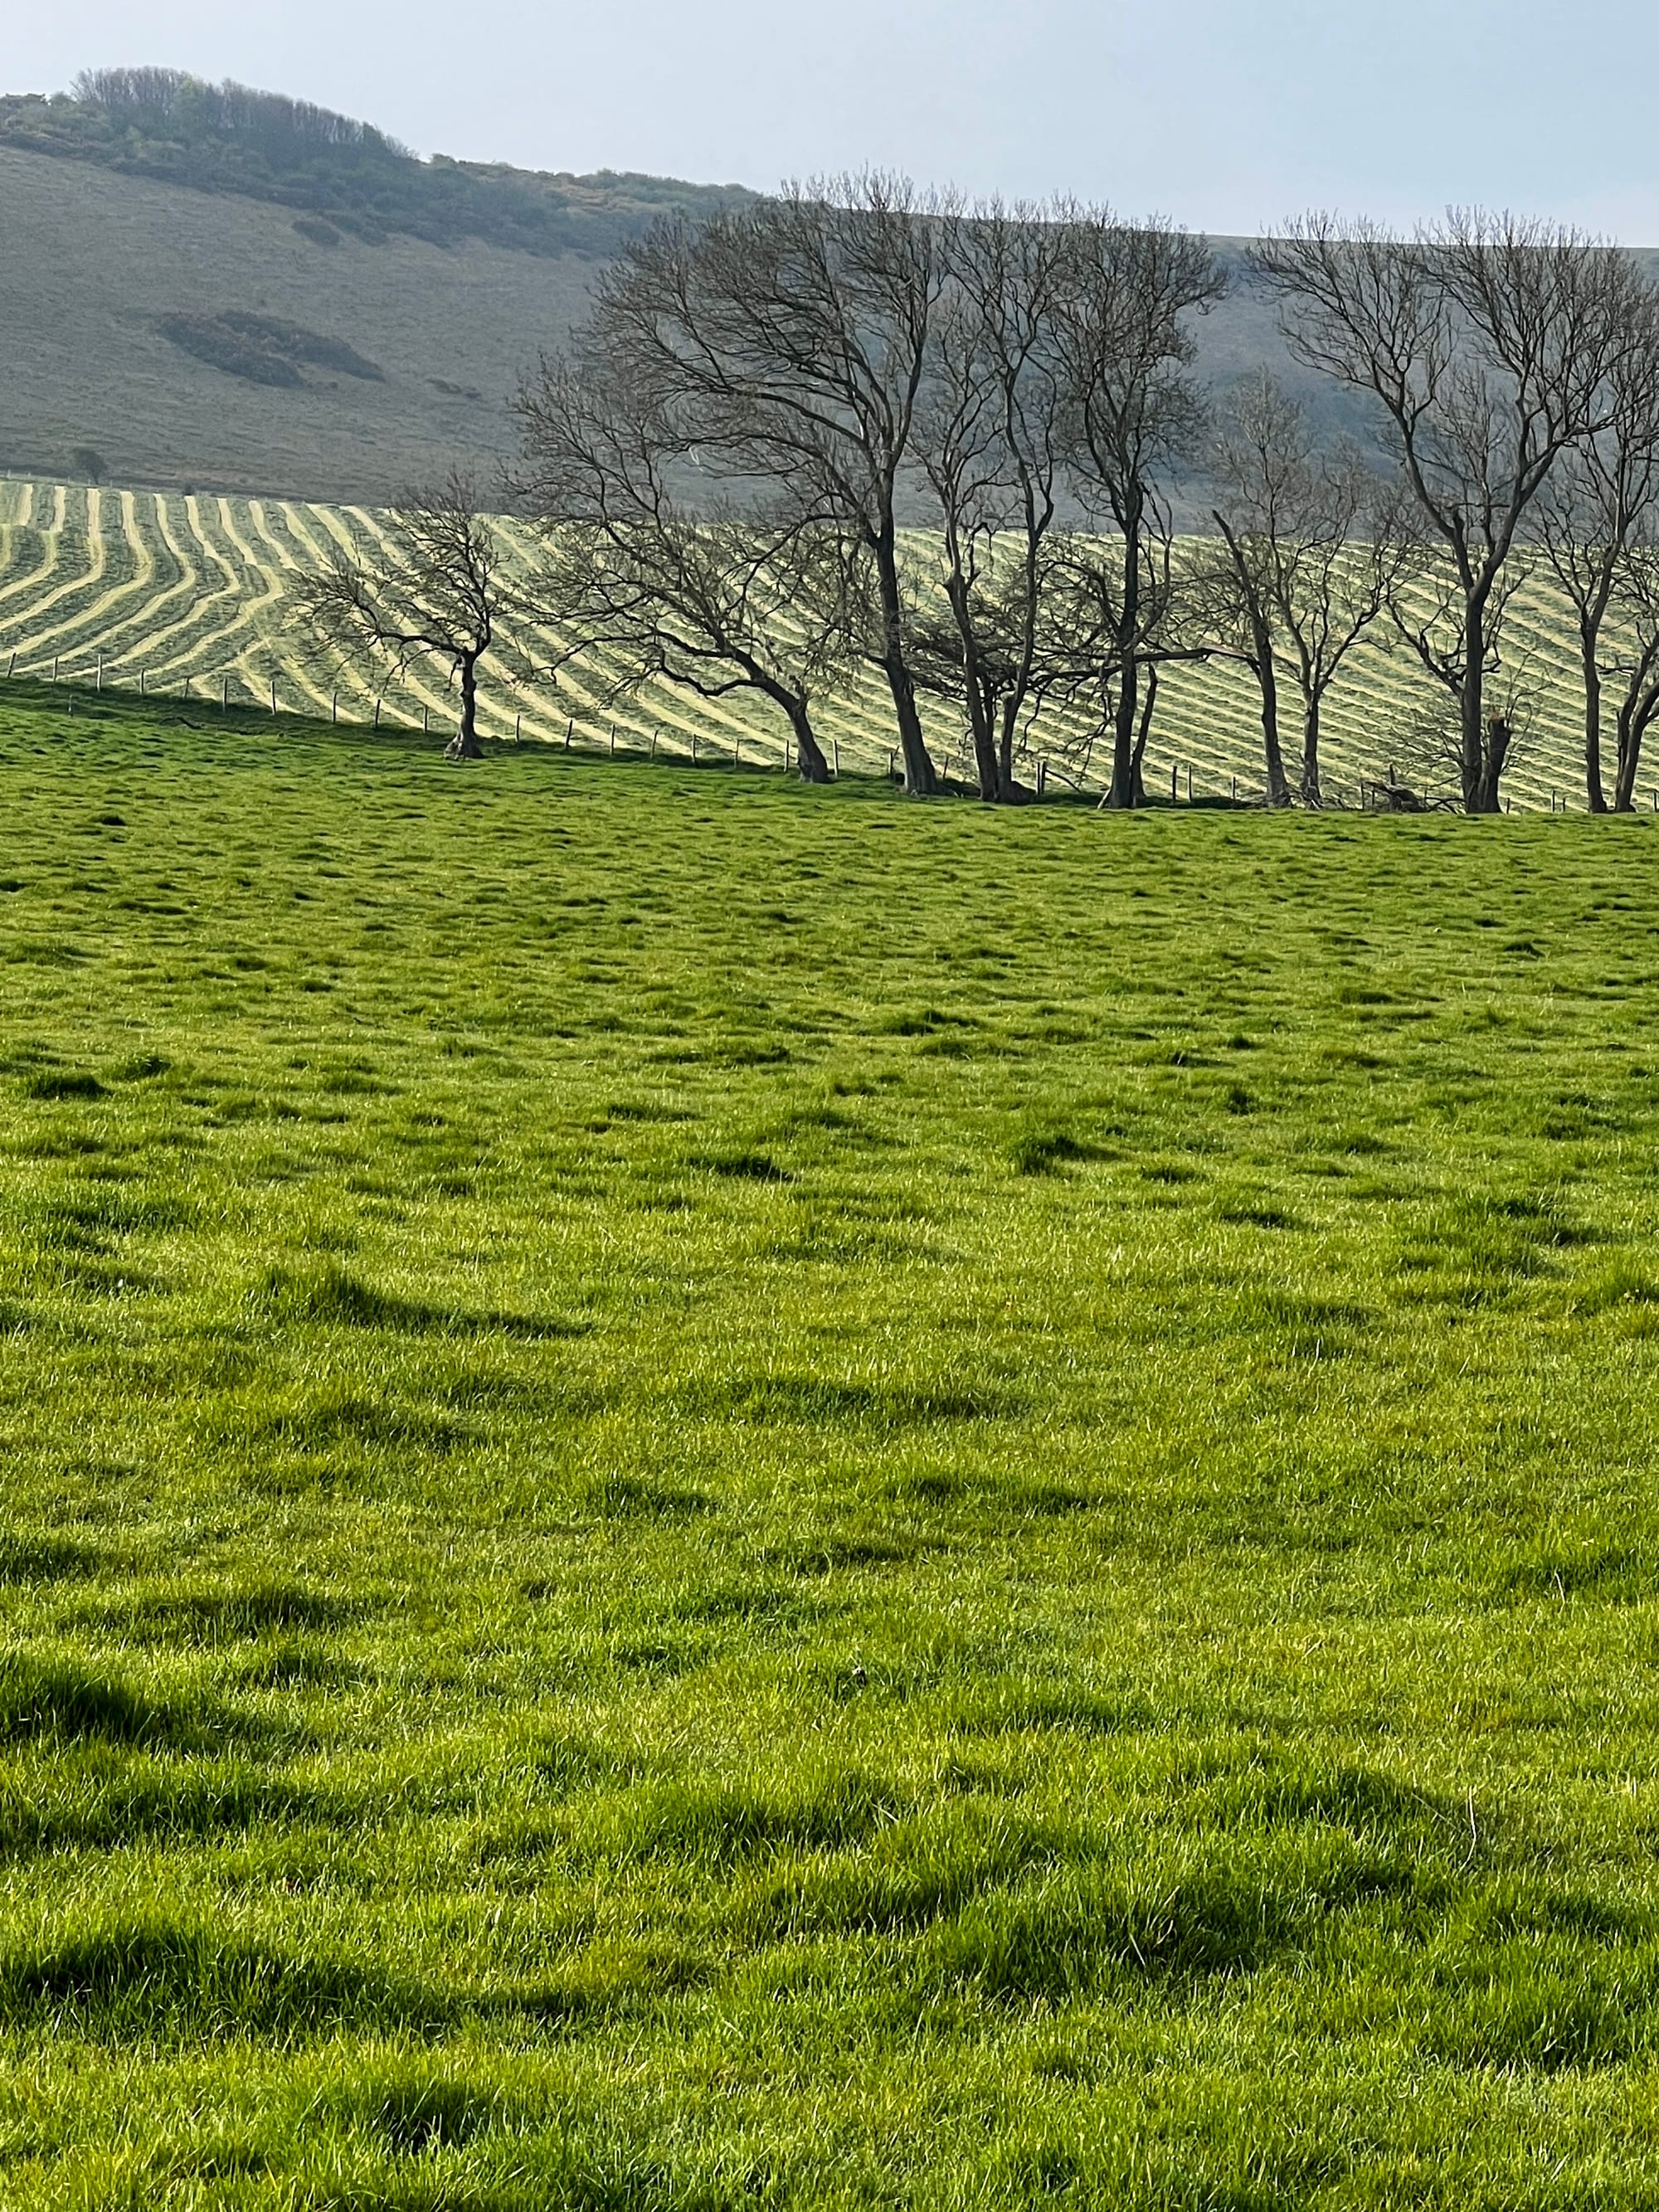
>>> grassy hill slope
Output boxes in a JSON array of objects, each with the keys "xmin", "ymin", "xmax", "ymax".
[
  {"xmin": 6, "ymin": 77, "xmax": 1659, "ymax": 516},
  {"xmin": 2, "ymin": 689, "xmax": 1659, "ymax": 2204},
  {"xmin": 0, "ymin": 79, "xmax": 1336, "ymax": 508},
  {"xmin": 0, "ymin": 147, "xmax": 600, "ymax": 502}
]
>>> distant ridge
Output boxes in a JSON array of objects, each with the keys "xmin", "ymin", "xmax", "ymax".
[{"xmin": 0, "ymin": 70, "xmax": 753, "ymax": 259}]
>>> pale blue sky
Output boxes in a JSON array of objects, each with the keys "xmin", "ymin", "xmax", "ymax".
[{"xmin": 7, "ymin": 0, "xmax": 1656, "ymax": 237}]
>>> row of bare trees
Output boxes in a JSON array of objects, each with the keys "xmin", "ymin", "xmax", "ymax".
[
  {"xmin": 299, "ymin": 186, "xmax": 1659, "ymax": 814},
  {"xmin": 514, "ymin": 182, "xmax": 1232, "ymax": 807}
]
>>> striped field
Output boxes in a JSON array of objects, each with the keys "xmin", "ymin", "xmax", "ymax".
[{"xmin": 0, "ymin": 476, "xmax": 1649, "ymax": 810}]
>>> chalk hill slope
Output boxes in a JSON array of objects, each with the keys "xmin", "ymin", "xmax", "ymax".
[{"xmin": 0, "ymin": 80, "xmax": 1304, "ymax": 505}]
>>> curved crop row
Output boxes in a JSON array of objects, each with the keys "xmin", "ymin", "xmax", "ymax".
[{"xmin": 0, "ymin": 477, "xmax": 1655, "ymax": 810}]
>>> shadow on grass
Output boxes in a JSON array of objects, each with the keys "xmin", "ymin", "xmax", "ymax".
[
  {"xmin": 0, "ymin": 1651, "xmax": 200, "ymax": 1748},
  {"xmin": 669, "ymin": 1373, "xmax": 1022, "ymax": 1427},
  {"xmin": 0, "ymin": 1917, "xmax": 439, "ymax": 2038},
  {"xmin": 0, "ymin": 1534, "xmax": 105, "ymax": 1584},
  {"xmin": 102, "ymin": 1579, "xmax": 357, "ymax": 1644},
  {"xmin": 255, "ymin": 1259, "xmax": 582, "ymax": 1340}
]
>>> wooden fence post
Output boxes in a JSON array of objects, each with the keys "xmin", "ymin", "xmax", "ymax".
[
  {"xmin": 374, "ymin": 699, "xmax": 382, "ymax": 729},
  {"xmin": 833, "ymin": 739, "xmax": 839, "ymax": 779},
  {"xmin": 1170, "ymin": 762, "xmax": 1177, "ymax": 802},
  {"xmin": 221, "ymin": 674, "xmax": 227, "ymax": 712},
  {"xmin": 1186, "ymin": 766, "xmax": 1193, "ymax": 802},
  {"xmin": 270, "ymin": 675, "xmax": 276, "ymax": 716}
]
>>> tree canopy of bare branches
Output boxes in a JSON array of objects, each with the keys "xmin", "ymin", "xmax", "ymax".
[
  {"xmin": 910, "ymin": 203, "xmax": 1071, "ymax": 800},
  {"xmin": 513, "ymin": 357, "xmax": 852, "ymax": 780},
  {"xmin": 583, "ymin": 176, "xmax": 950, "ymax": 793},
  {"xmin": 1253, "ymin": 209, "xmax": 1655, "ymax": 812},
  {"xmin": 290, "ymin": 474, "xmax": 508, "ymax": 758},
  {"xmin": 1198, "ymin": 370, "xmax": 1405, "ymax": 805},
  {"xmin": 1537, "ymin": 311, "xmax": 1659, "ymax": 810},
  {"xmin": 1050, "ymin": 212, "xmax": 1226, "ymax": 806}
]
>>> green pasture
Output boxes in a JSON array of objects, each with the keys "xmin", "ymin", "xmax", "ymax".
[{"xmin": 3, "ymin": 684, "xmax": 1659, "ymax": 2207}]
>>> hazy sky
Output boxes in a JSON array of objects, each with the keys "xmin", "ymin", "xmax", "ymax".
[{"xmin": 8, "ymin": 0, "xmax": 1658, "ymax": 237}]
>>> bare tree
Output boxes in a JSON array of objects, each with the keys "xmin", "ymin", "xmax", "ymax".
[
  {"xmin": 1189, "ymin": 506, "xmax": 1294, "ymax": 807},
  {"xmin": 586, "ymin": 177, "xmax": 949, "ymax": 793},
  {"xmin": 1050, "ymin": 212, "xmax": 1226, "ymax": 806},
  {"xmin": 1384, "ymin": 528, "xmax": 1539, "ymax": 805},
  {"xmin": 1005, "ymin": 503, "xmax": 1206, "ymax": 800},
  {"xmin": 291, "ymin": 474, "xmax": 506, "ymax": 757},
  {"xmin": 1253, "ymin": 209, "xmax": 1652, "ymax": 813},
  {"xmin": 513, "ymin": 358, "xmax": 851, "ymax": 780},
  {"xmin": 1199, "ymin": 371, "xmax": 1406, "ymax": 805},
  {"xmin": 910, "ymin": 203, "xmax": 1071, "ymax": 800},
  {"xmin": 1537, "ymin": 305, "xmax": 1659, "ymax": 811}
]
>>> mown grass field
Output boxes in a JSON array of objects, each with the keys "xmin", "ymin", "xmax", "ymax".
[
  {"xmin": 5, "ymin": 475, "xmax": 1657, "ymax": 811},
  {"xmin": 4, "ymin": 682, "xmax": 1659, "ymax": 2208}
]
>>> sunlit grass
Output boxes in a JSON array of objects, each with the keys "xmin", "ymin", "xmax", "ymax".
[{"xmin": 2, "ymin": 684, "xmax": 1659, "ymax": 2205}]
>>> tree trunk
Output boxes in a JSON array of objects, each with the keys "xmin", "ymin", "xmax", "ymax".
[
  {"xmin": 786, "ymin": 696, "xmax": 831, "ymax": 785},
  {"xmin": 1107, "ymin": 654, "xmax": 1138, "ymax": 807},
  {"xmin": 1301, "ymin": 693, "xmax": 1322, "ymax": 806},
  {"xmin": 873, "ymin": 523, "xmax": 935, "ymax": 795},
  {"xmin": 1131, "ymin": 663, "xmax": 1157, "ymax": 806},
  {"xmin": 1106, "ymin": 503, "xmax": 1143, "ymax": 809},
  {"xmin": 1252, "ymin": 633, "xmax": 1290, "ymax": 807},
  {"xmin": 1583, "ymin": 646, "xmax": 1608, "ymax": 813},
  {"xmin": 1613, "ymin": 686, "xmax": 1658, "ymax": 811},
  {"xmin": 943, "ymin": 562, "xmax": 1003, "ymax": 801},
  {"xmin": 1615, "ymin": 699, "xmax": 1638, "ymax": 811},
  {"xmin": 966, "ymin": 675, "xmax": 1003, "ymax": 802},
  {"xmin": 445, "ymin": 654, "xmax": 484, "ymax": 760},
  {"xmin": 1460, "ymin": 596, "xmax": 1487, "ymax": 812},
  {"xmin": 998, "ymin": 698, "xmax": 1017, "ymax": 800},
  {"xmin": 1214, "ymin": 513, "xmax": 1291, "ymax": 806},
  {"xmin": 1477, "ymin": 715, "xmax": 1511, "ymax": 814}
]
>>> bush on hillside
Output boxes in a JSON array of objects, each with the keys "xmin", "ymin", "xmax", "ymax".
[
  {"xmin": 0, "ymin": 80, "xmax": 751, "ymax": 260},
  {"xmin": 158, "ymin": 311, "xmax": 384, "ymax": 387}
]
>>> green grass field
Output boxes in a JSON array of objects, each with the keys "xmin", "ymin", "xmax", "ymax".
[{"xmin": 5, "ymin": 683, "xmax": 1659, "ymax": 2207}]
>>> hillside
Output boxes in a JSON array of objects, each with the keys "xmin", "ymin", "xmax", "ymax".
[
  {"xmin": 0, "ymin": 79, "xmax": 1335, "ymax": 507},
  {"xmin": 0, "ymin": 75, "xmax": 752, "ymax": 256},
  {"xmin": 0, "ymin": 143, "xmax": 603, "ymax": 503},
  {"xmin": 2, "ymin": 75, "xmax": 1655, "ymax": 533}
]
